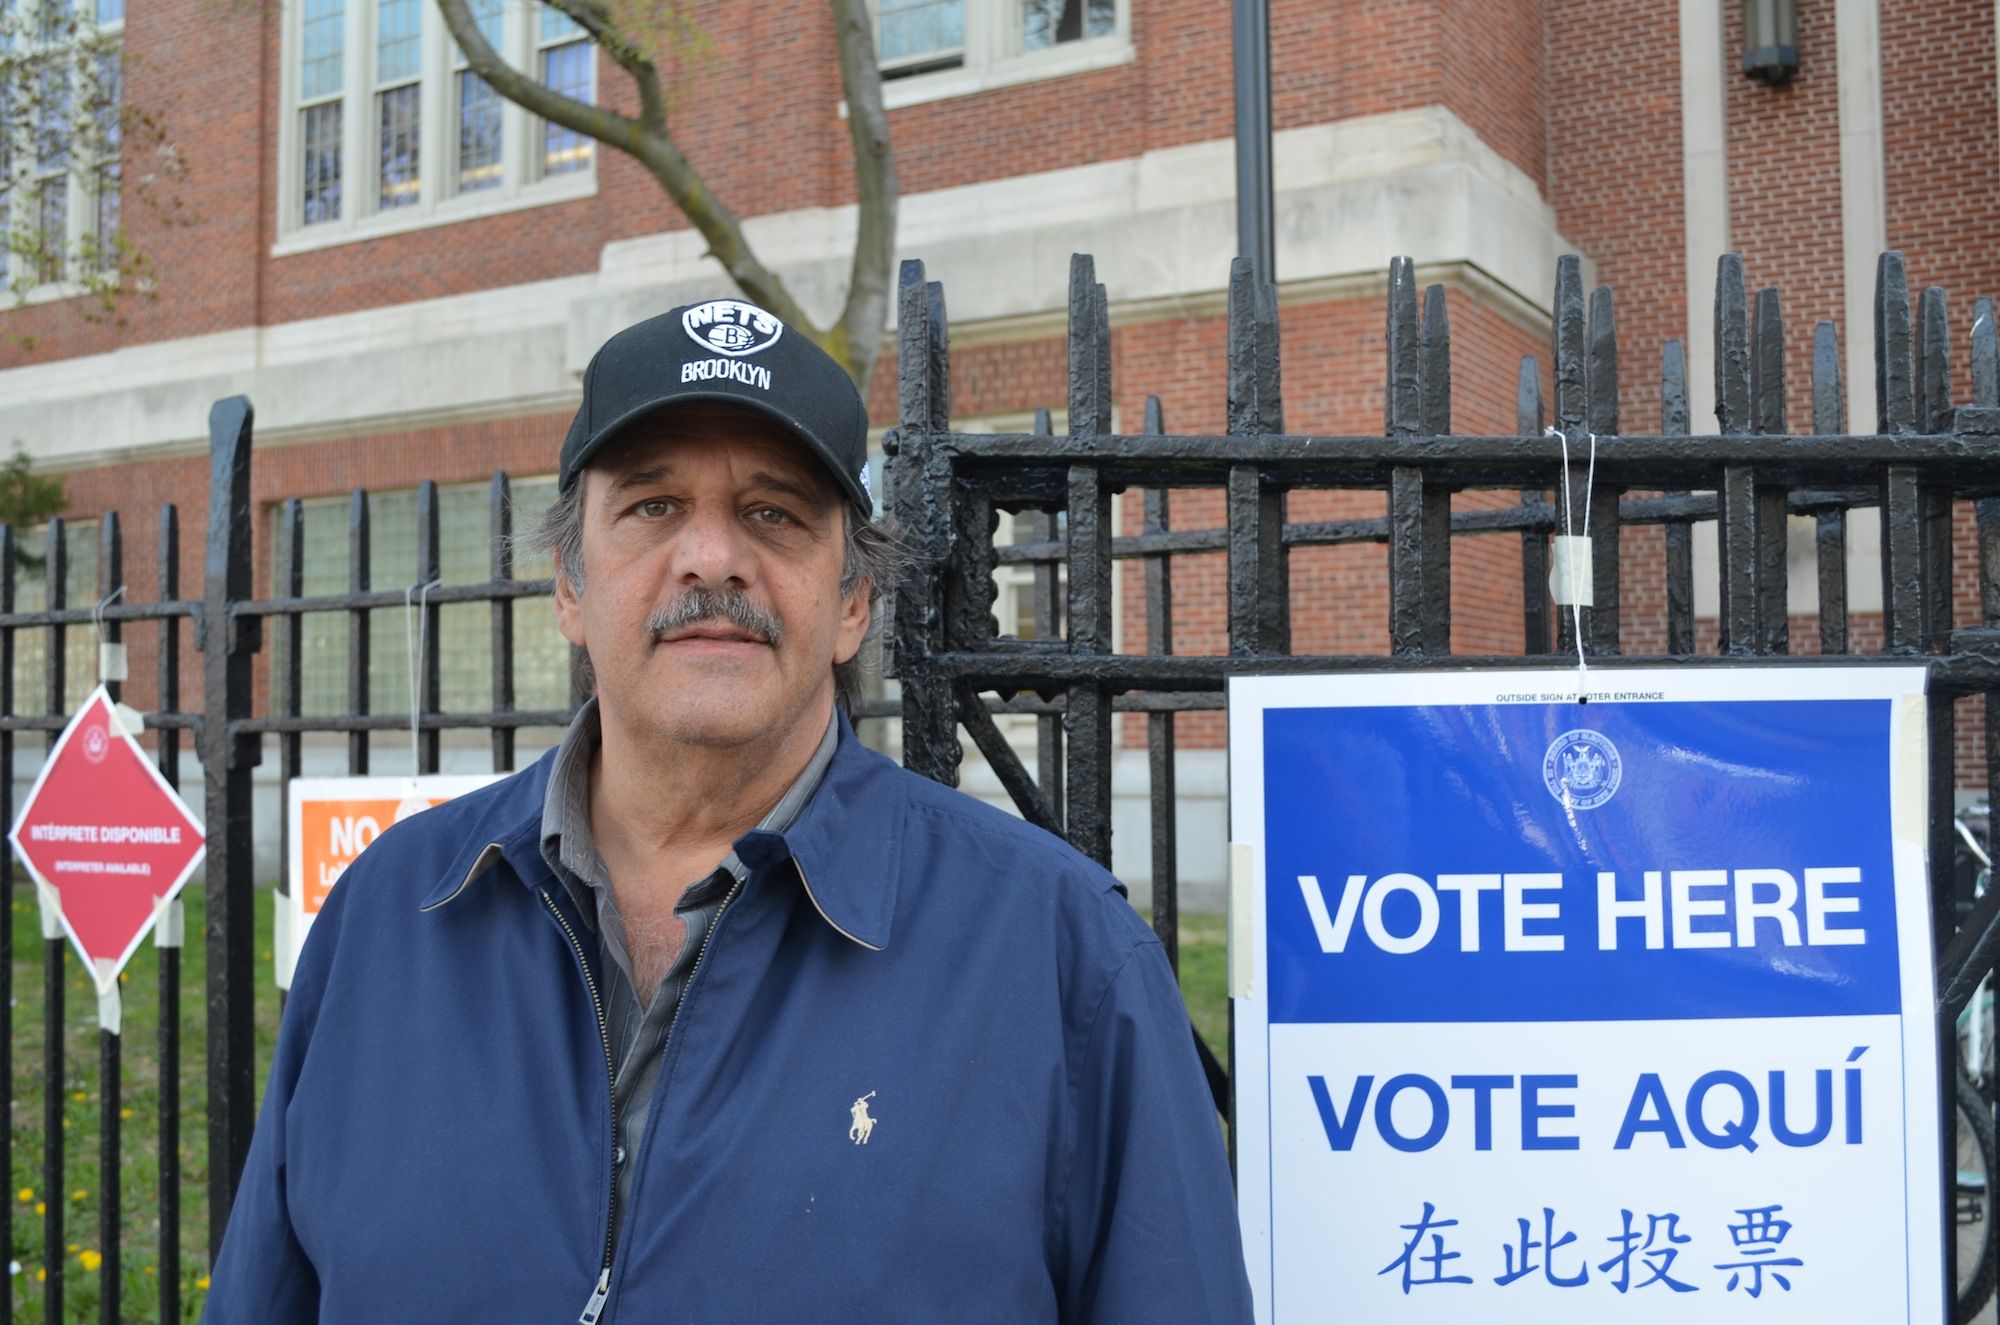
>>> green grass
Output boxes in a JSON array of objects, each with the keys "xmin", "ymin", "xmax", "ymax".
[
  {"xmin": 1175, "ymin": 913, "xmax": 1229, "ymax": 1062},
  {"xmin": 7, "ymin": 883, "xmax": 282, "ymax": 1324}
]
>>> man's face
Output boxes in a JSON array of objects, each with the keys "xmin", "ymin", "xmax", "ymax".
[{"xmin": 553, "ymin": 405, "xmax": 869, "ymax": 750}]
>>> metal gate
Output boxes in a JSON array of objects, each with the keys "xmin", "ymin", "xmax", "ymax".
[{"xmin": 883, "ymin": 247, "xmax": 2000, "ymax": 1304}]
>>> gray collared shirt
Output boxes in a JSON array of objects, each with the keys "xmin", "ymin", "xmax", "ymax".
[{"xmin": 539, "ymin": 698, "xmax": 838, "ymax": 1248}]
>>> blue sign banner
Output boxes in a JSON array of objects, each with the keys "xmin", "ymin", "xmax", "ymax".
[{"xmin": 1263, "ymin": 698, "xmax": 1900, "ymax": 1024}]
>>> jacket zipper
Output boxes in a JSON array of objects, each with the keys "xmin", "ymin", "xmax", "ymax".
[
  {"xmin": 548, "ymin": 870, "xmax": 748, "ymax": 1325},
  {"xmin": 541, "ymin": 889, "xmax": 621, "ymax": 1325}
]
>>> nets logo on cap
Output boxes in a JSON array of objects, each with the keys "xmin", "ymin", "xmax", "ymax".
[{"xmin": 682, "ymin": 300, "xmax": 784, "ymax": 357}]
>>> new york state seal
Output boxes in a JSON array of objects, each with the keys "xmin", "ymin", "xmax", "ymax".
[{"xmin": 1542, "ymin": 728, "xmax": 1622, "ymax": 809}]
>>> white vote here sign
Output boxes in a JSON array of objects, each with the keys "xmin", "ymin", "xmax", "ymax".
[{"xmin": 1228, "ymin": 666, "xmax": 1941, "ymax": 1322}]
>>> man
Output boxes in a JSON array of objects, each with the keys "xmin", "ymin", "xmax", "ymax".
[{"xmin": 204, "ymin": 299, "xmax": 1252, "ymax": 1323}]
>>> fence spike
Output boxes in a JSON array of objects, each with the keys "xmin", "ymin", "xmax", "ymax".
[
  {"xmin": 1230, "ymin": 256, "xmax": 1282, "ymax": 435},
  {"xmin": 1068, "ymin": 254, "xmax": 1112, "ymax": 438},
  {"xmin": 1812, "ymin": 321, "xmax": 1844, "ymax": 434},
  {"xmin": 1661, "ymin": 338, "xmax": 1689, "ymax": 435},
  {"xmin": 1919, "ymin": 285, "xmax": 1951, "ymax": 434},
  {"xmin": 1876, "ymin": 251, "xmax": 1914, "ymax": 434},
  {"xmin": 1421, "ymin": 283, "xmax": 1450, "ymax": 436},
  {"xmin": 1587, "ymin": 285, "xmax": 1618, "ymax": 436},
  {"xmin": 1384, "ymin": 257, "xmax": 1421, "ymax": 436},
  {"xmin": 926, "ymin": 279, "xmax": 951, "ymax": 434},
  {"xmin": 1714, "ymin": 254, "xmax": 1750, "ymax": 433},
  {"xmin": 896, "ymin": 259, "xmax": 934, "ymax": 435},
  {"xmin": 1751, "ymin": 287, "xmax": 1785, "ymax": 434},
  {"xmin": 1553, "ymin": 254, "xmax": 1586, "ymax": 432},
  {"xmin": 1517, "ymin": 354, "xmax": 1544, "ymax": 435},
  {"xmin": 1972, "ymin": 297, "xmax": 1999, "ymax": 410},
  {"xmin": 1518, "ymin": 354, "xmax": 1549, "ymax": 655}
]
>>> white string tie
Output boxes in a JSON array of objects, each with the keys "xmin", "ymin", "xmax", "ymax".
[
  {"xmin": 1547, "ymin": 426, "xmax": 1599, "ymax": 701},
  {"xmin": 403, "ymin": 578, "xmax": 442, "ymax": 774}
]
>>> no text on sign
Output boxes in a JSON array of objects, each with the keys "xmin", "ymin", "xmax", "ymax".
[
  {"xmin": 7, "ymin": 685, "xmax": 204, "ymax": 995},
  {"xmin": 281, "ymin": 774, "xmax": 499, "ymax": 988},
  {"xmin": 1227, "ymin": 666, "xmax": 1940, "ymax": 1323}
]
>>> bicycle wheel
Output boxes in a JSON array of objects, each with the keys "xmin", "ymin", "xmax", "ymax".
[{"xmin": 1957, "ymin": 1071, "xmax": 1998, "ymax": 1323}]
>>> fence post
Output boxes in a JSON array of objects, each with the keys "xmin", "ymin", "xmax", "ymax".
[{"xmin": 202, "ymin": 396, "xmax": 260, "ymax": 1254}]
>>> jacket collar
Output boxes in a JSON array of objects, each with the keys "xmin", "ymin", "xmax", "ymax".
[{"xmin": 421, "ymin": 710, "xmax": 901, "ymax": 951}]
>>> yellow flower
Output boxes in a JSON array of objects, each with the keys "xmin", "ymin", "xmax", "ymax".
[
  {"xmin": 65, "ymin": 1244, "xmax": 77, "ymax": 1254},
  {"xmin": 34, "ymin": 1202, "xmax": 45, "ymax": 1215},
  {"xmin": 119, "ymin": 1108, "xmax": 133, "ymax": 1120},
  {"xmin": 59, "ymin": 1119, "xmax": 70, "ymax": 1131},
  {"xmin": 14, "ymin": 1188, "xmax": 29, "ymax": 1203},
  {"xmin": 78, "ymin": 1250, "xmax": 101, "ymax": 1273},
  {"xmin": 143, "ymin": 1264, "xmax": 156, "ymax": 1276},
  {"xmin": 69, "ymin": 1189, "xmax": 86, "ymax": 1202},
  {"xmin": 196, "ymin": 1274, "xmax": 211, "ymax": 1291},
  {"xmin": 71, "ymin": 1090, "xmax": 85, "ymax": 1102},
  {"xmin": 118, "ymin": 972, "xmax": 127, "ymax": 984},
  {"xmin": 35, "ymin": 1268, "xmax": 44, "ymax": 1283}
]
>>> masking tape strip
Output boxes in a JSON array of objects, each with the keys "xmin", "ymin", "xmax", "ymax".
[
  {"xmin": 1550, "ymin": 535, "xmax": 1595, "ymax": 607},
  {"xmin": 95, "ymin": 964, "xmax": 121, "ymax": 1040},
  {"xmin": 98, "ymin": 642, "xmax": 127, "ymax": 684},
  {"xmin": 154, "ymin": 895, "xmax": 184, "ymax": 950},
  {"xmin": 1228, "ymin": 842, "xmax": 1256, "ymax": 1000},
  {"xmin": 34, "ymin": 879, "xmax": 62, "ymax": 941}
]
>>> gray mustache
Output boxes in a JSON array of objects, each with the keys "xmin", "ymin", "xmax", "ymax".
[{"xmin": 646, "ymin": 588, "xmax": 784, "ymax": 646}]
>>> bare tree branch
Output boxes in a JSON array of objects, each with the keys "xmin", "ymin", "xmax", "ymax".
[
  {"xmin": 828, "ymin": 0, "xmax": 897, "ymax": 388},
  {"xmin": 435, "ymin": 0, "xmax": 649, "ymax": 156},
  {"xmin": 432, "ymin": 0, "xmax": 899, "ymax": 386},
  {"xmin": 546, "ymin": 0, "xmax": 666, "ymax": 133}
]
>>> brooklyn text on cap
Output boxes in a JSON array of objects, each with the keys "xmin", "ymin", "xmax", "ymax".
[{"xmin": 560, "ymin": 299, "xmax": 874, "ymax": 512}]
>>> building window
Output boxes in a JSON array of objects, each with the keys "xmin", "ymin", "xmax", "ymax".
[
  {"xmin": 271, "ymin": 479, "xmax": 571, "ymax": 726},
  {"xmin": 880, "ymin": 0, "xmax": 964, "ymax": 76},
  {"xmin": 298, "ymin": 0, "xmax": 344, "ymax": 225},
  {"xmin": 536, "ymin": 7, "xmax": 591, "ymax": 176},
  {"xmin": 874, "ymin": 0, "xmax": 1129, "ymax": 103},
  {"xmin": 1019, "ymin": 0, "xmax": 1114, "ymax": 50},
  {"xmin": 12, "ymin": 521, "xmax": 100, "ymax": 717},
  {"xmin": 373, "ymin": 0, "xmax": 420, "ymax": 209},
  {"xmin": 278, "ymin": 0, "xmax": 596, "ymax": 249},
  {"xmin": 0, "ymin": 0, "xmax": 123, "ymax": 289},
  {"xmin": 452, "ymin": 0, "xmax": 503, "ymax": 193}
]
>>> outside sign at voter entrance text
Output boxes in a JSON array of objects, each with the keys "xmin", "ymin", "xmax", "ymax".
[{"xmin": 1228, "ymin": 667, "xmax": 1940, "ymax": 1323}]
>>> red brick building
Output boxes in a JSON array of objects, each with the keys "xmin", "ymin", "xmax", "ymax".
[{"xmin": 0, "ymin": 0, "xmax": 1993, "ymax": 890}]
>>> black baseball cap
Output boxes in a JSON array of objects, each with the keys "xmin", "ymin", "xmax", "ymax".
[{"xmin": 560, "ymin": 299, "xmax": 873, "ymax": 513}]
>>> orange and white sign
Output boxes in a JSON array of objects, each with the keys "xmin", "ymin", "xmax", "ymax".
[{"xmin": 281, "ymin": 774, "xmax": 501, "ymax": 988}]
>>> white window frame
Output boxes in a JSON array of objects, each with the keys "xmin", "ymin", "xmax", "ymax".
[
  {"xmin": 275, "ymin": 0, "xmax": 596, "ymax": 256},
  {"xmin": 874, "ymin": 0, "xmax": 1132, "ymax": 111},
  {"xmin": 0, "ymin": 0, "xmax": 123, "ymax": 301}
]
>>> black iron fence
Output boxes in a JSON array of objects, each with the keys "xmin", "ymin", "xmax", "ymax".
[
  {"xmin": 3, "ymin": 246, "xmax": 1999, "ymax": 1320},
  {"xmin": 885, "ymin": 248, "xmax": 2000, "ymax": 1311}
]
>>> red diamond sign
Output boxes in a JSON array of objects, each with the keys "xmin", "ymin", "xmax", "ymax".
[{"xmin": 9, "ymin": 686, "xmax": 205, "ymax": 995}]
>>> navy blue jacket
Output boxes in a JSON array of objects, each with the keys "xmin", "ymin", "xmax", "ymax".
[{"xmin": 204, "ymin": 716, "xmax": 1253, "ymax": 1323}]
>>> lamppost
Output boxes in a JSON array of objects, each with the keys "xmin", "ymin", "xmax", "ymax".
[{"xmin": 1233, "ymin": 0, "xmax": 1274, "ymax": 286}]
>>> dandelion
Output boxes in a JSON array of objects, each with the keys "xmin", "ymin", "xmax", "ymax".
[
  {"xmin": 120, "ymin": 1107, "xmax": 133, "ymax": 1120},
  {"xmin": 15, "ymin": 1187, "xmax": 29, "ymax": 1203},
  {"xmin": 78, "ymin": 1250, "xmax": 101, "ymax": 1272},
  {"xmin": 70, "ymin": 1188, "xmax": 86, "ymax": 1202},
  {"xmin": 35, "ymin": 1267, "xmax": 45, "ymax": 1282},
  {"xmin": 34, "ymin": 1202, "xmax": 45, "ymax": 1215},
  {"xmin": 196, "ymin": 1273, "xmax": 211, "ymax": 1290},
  {"xmin": 143, "ymin": 1264, "xmax": 155, "ymax": 1276},
  {"xmin": 65, "ymin": 1243, "xmax": 77, "ymax": 1254},
  {"xmin": 71, "ymin": 1090, "xmax": 85, "ymax": 1102}
]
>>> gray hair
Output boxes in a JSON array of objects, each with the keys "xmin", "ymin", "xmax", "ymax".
[{"xmin": 522, "ymin": 480, "xmax": 911, "ymax": 714}]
